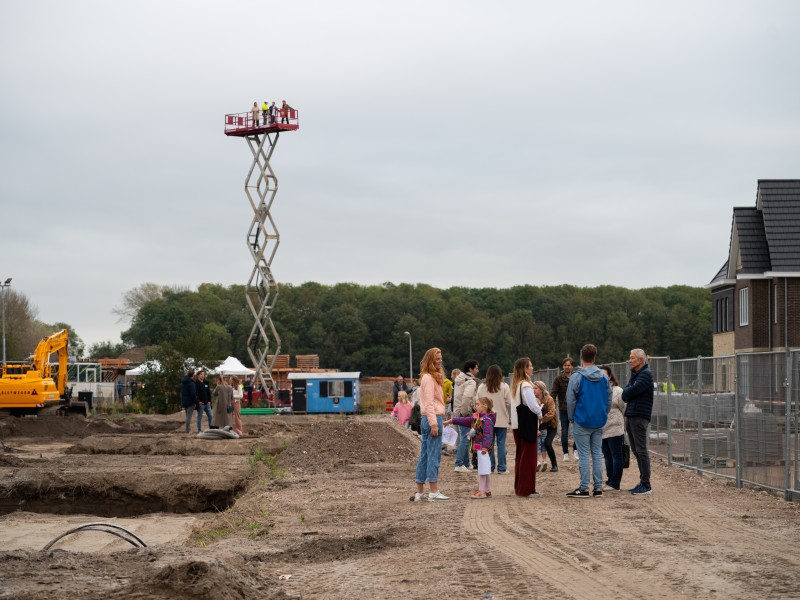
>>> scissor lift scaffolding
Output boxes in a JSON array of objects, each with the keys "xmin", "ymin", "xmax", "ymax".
[{"xmin": 224, "ymin": 106, "xmax": 299, "ymax": 396}]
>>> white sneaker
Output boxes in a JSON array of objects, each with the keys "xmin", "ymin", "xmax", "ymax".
[
  {"xmin": 573, "ymin": 450, "xmax": 579, "ymax": 459},
  {"xmin": 454, "ymin": 465, "xmax": 470, "ymax": 473},
  {"xmin": 563, "ymin": 453, "xmax": 569, "ymax": 462},
  {"xmin": 428, "ymin": 491, "xmax": 450, "ymax": 501},
  {"xmin": 411, "ymin": 492, "xmax": 426, "ymax": 502}
]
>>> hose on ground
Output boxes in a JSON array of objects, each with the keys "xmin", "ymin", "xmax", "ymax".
[{"xmin": 42, "ymin": 522, "xmax": 147, "ymax": 551}]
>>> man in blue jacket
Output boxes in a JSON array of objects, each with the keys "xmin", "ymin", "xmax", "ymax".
[
  {"xmin": 565, "ymin": 344, "xmax": 612, "ymax": 498},
  {"xmin": 622, "ymin": 348, "xmax": 654, "ymax": 495}
]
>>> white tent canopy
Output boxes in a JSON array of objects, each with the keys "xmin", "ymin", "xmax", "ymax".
[
  {"xmin": 211, "ymin": 356, "xmax": 255, "ymax": 376},
  {"xmin": 125, "ymin": 360, "xmax": 162, "ymax": 376}
]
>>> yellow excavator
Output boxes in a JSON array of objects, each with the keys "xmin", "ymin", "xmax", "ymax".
[{"xmin": 0, "ymin": 329, "xmax": 90, "ymax": 416}]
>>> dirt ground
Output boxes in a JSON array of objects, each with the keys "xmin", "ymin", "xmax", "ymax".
[{"xmin": 1, "ymin": 412, "xmax": 799, "ymax": 599}]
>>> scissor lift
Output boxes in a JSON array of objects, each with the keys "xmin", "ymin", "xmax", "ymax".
[{"xmin": 224, "ymin": 106, "xmax": 299, "ymax": 397}]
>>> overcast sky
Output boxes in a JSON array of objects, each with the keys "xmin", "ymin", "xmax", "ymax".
[{"xmin": 2, "ymin": 1, "xmax": 799, "ymax": 348}]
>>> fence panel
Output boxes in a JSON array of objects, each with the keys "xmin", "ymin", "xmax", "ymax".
[
  {"xmin": 735, "ymin": 352, "xmax": 788, "ymax": 493},
  {"xmin": 660, "ymin": 358, "xmax": 696, "ymax": 464}
]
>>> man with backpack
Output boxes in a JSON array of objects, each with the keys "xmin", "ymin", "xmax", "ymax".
[{"xmin": 565, "ymin": 344, "xmax": 612, "ymax": 498}]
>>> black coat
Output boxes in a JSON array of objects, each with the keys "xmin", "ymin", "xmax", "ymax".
[
  {"xmin": 180, "ymin": 376, "xmax": 198, "ymax": 408},
  {"xmin": 622, "ymin": 364, "xmax": 654, "ymax": 420},
  {"xmin": 196, "ymin": 379, "xmax": 211, "ymax": 404}
]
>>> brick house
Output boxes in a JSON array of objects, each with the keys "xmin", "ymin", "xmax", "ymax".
[{"xmin": 707, "ymin": 180, "xmax": 800, "ymax": 355}]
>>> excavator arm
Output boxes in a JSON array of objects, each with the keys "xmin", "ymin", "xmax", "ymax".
[{"xmin": 31, "ymin": 329, "xmax": 69, "ymax": 397}]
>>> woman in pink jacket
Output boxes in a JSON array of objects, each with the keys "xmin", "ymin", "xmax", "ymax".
[{"xmin": 411, "ymin": 347, "xmax": 449, "ymax": 502}]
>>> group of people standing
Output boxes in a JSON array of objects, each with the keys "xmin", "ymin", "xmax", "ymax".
[
  {"xmin": 179, "ymin": 369, "xmax": 244, "ymax": 436},
  {"xmin": 408, "ymin": 344, "xmax": 654, "ymax": 501},
  {"xmin": 250, "ymin": 100, "xmax": 295, "ymax": 127}
]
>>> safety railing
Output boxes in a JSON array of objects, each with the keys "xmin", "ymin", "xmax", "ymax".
[{"xmin": 224, "ymin": 107, "xmax": 299, "ymax": 133}]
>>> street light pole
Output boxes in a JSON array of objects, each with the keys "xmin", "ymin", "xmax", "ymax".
[
  {"xmin": 403, "ymin": 331, "xmax": 413, "ymax": 384},
  {"xmin": 1, "ymin": 278, "xmax": 11, "ymax": 366}
]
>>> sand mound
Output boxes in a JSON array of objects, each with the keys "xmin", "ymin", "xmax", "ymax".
[{"xmin": 278, "ymin": 418, "xmax": 418, "ymax": 473}]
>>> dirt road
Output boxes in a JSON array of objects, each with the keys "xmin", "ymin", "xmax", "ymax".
[{"xmin": 0, "ymin": 414, "xmax": 798, "ymax": 599}]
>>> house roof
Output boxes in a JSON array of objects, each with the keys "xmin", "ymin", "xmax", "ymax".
[
  {"xmin": 733, "ymin": 207, "xmax": 771, "ymax": 273},
  {"xmin": 710, "ymin": 180, "xmax": 800, "ymax": 286},
  {"xmin": 708, "ymin": 260, "xmax": 730, "ymax": 286},
  {"xmin": 757, "ymin": 179, "xmax": 800, "ymax": 271}
]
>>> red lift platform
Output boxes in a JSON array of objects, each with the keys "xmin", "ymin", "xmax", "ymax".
[{"xmin": 224, "ymin": 109, "xmax": 299, "ymax": 136}]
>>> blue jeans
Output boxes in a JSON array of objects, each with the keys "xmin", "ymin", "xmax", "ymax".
[
  {"xmin": 415, "ymin": 415, "xmax": 444, "ymax": 484},
  {"xmin": 455, "ymin": 424, "xmax": 471, "ymax": 468},
  {"xmin": 602, "ymin": 434, "xmax": 624, "ymax": 489},
  {"xmin": 492, "ymin": 427, "xmax": 508, "ymax": 473},
  {"xmin": 184, "ymin": 406, "xmax": 198, "ymax": 433},
  {"xmin": 197, "ymin": 402, "xmax": 213, "ymax": 430},
  {"xmin": 573, "ymin": 422, "xmax": 604, "ymax": 491}
]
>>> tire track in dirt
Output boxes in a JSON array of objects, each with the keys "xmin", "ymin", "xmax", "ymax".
[
  {"xmin": 643, "ymin": 485, "xmax": 800, "ymax": 594},
  {"xmin": 648, "ymin": 486, "xmax": 800, "ymax": 563},
  {"xmin": 462, "ymin": 471, "xmax": 652, "ymax": 600}
]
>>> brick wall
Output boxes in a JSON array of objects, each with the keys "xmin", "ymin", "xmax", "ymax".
[
  {"xmin": 713, "ymin": 332, "xmax": 735, "ymax": 356},
  {"xmin": 751, "ymin": 280, "xmax": 770, "ymax": 350}
]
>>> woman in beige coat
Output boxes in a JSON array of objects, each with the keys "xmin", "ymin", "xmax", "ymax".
[
  {"xmin": 230, "ymin": 376, "xmax": 244, "ymax": 436},
  {"xmin": 211, "ymin": 375, "xmax": 233, "ymax": 429},
  {"xmin": 477, "ymin": 364, "xmax": 511, "ymax": 474},
  {"xmin": 600, "ymin": 365, "xmax": 625, "ymax": 490}
]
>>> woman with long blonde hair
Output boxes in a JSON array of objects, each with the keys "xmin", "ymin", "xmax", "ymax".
[
  {"xmin": 411, "ymin": 347, "xmax": 450, "ymax": 502},
  {"xmin": 510, "ymin": 357, "xmax": 543, "ymax": 497}
]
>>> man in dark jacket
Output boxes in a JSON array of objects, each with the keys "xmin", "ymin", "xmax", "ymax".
[
  {"xmin": 180, "ymin": 370, "xmax": 199, "ymax": 433},
  {"xmin": 550, "ymin": 357, "xmax": 576, "ymax": 461},
  {"xmin": 622, "ymin": 348, "xmax": 654, "ymax": 495},
  {"xmin": 195, "ymin": 370, "xmax": 213, "ymax": 430},
  {"xmin": 392, "ymin": 376, "xmax": 410, "ymax": 406}
]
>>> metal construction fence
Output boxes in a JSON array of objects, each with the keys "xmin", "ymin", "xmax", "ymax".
[{"xmin": 533, "ymin": 351, "xmax": 800, "ymax": 501}]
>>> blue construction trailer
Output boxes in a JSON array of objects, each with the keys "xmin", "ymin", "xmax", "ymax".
[{"xmin": 288, "ymin": 372, "xmax": 361, "ymax": 414}]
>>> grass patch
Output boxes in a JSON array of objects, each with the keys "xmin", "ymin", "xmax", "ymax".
[
  {"xmin": 359, "ymin": 391, "xmax": 390, "ymax": 415},
  {"xmin": 248, "ymin": 447, "xmax": 284, "ymax": 478},
  {"xmin": 194, "ymin": 502, "xmax": 271, "ymax": 546}
]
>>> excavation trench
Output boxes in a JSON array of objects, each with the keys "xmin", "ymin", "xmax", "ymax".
[{"xmin": 0, "ymin": 429, "xmax": 279, "ymax": 517}]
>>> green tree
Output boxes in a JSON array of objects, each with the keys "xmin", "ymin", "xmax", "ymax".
[
  {"xmin": 51, "ymin": 322, "xmax": 85, "ymax": 360},
  {"xmin": 137, "ymin": 344, "xmax": 186, "ymax": 414},
  {"xmin": 87, "ymin": 340, "xmax": 131, "ymax": 360}
]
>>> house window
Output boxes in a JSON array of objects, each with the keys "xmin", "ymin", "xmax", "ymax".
[
  {"xmin": 739, "ymin": 287, "xmax": 749, "ymax": 327},
  {"xmin": 714, "ymin": 297, "xmax": 730, "ymax": 333}
]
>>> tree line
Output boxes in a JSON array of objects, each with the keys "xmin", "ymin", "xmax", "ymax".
[
  {"xmin": 1, "ymin": 289, "xmax": 86, "ymax": 361},
  {"xmin": 110, "ymin": 281, "xmax": 711, "ymax": 376}
]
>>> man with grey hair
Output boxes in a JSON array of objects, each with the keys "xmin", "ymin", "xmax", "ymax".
[{"xmin": 622, "ymin": 348, "xmax": 654, "ymax": 495}]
